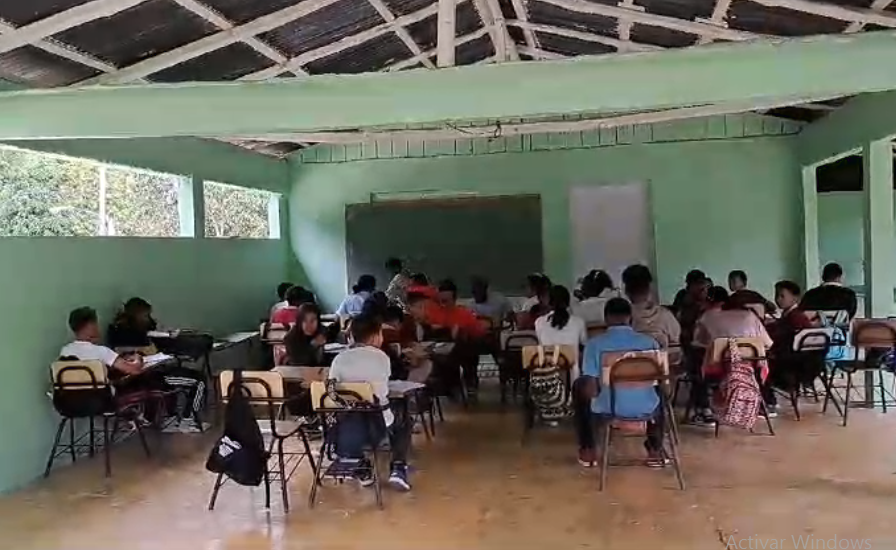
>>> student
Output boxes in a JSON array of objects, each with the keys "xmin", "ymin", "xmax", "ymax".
[
  {"xmin": 384, "ymin": 257, "xmax": 411, "ymax": 307},
  {"xmin": 430, "ymin": 279, "xmax": 488, "ymax": 396},
  {"xmin": 270, "ymin": 282, "xmax": 294, "ymax": 318},
  {"xmin": 107, "ymin": 297, "xmax": 157, "ymax": 349},
  {"xmin": 672, "ymin": 270, "xmax": 707, "ymax": 313},
  {"xmin": 800, "ymin": 262, "xmax": 858, "ymax": 321},
  {"xmin": 517, "ymin": 274, "xmax": 552, "ymax": 330},
  {"xmin": 284, "ymin": 303, "xmax": 328, "ymax": 366},
  {"xmin": 336, "ymin": 274, "xmax": 376, "ymax": 319},
  {"xmin": 620, "ymin": 264, "xmax": 680, "ymax": 349},
  {"xmin": 519, "ymin": 273, "xmax": 551, "ymax": 313},
  {"xmin": 573, "ymin": 270, "xmax": 618, "ymax": 327},
  {"xmin": 62, "ymin": 306, "xmax": 145, "ymax": 379},
  {"xmin": 727, "ymin": 270, "xmax": 776, "ymax": 315},
  {"xmin": 768, "ymin": 280, "xmax": 814, "ymax": 357},
  {"xmin": 271, "ymin": 285, "xmax": 313, "ymax": 325},
  {"xmin": 328, "ymin": 314, "xmax": 412, "ymax": 491},
  {"xmin": 535, "ymin": 285, "xmax": 587, "ymax": 379},
  {"xmin": 694, "ymin": 286, "xmax": 775, "ymax": 416},
  {"xmin": 575, "ymin": 298, "xmax": 668, "ymax": 468},
  {"xmin": 468, "ymin": 276, "xmax": 513, "ymax": 328},
  {"xmin": 361, "ymin": 291, "xmax": 390, "ymax": 321},
  {"xmin": 673, "ymin": 269, "xmax": 709, "ymax": 349}
]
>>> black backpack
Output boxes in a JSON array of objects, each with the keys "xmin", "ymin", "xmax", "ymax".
[{"xmin": 205, "ymin": 370, "xmax": 267, "ymax": 486}]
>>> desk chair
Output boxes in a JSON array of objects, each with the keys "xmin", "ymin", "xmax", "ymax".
[
  {"xmin": 260, "ymin": 322, "xmax": 293, "ymax": 369},
  {"xmin": 308, "ymin": 381, "xmax": 386, "ymax": 509},
  {"xmin": 499, "ymin": 331, "xmax": 539, "ymax": 404},
  {"xmin": 773, "ymin": 328, "xmax": 835, "ymax": 420},
  {"xmin": 708, "ymin": 338, "xmax": 774, "ymax": 437},
  {"xmin": 598, "ymin": 351, "xmax": 684, "ymax": 491},
  {"xmin": 824, "ymin": 319, "xmax": 896, "ymax": 426},
  {"xmin": 208, "ymin": 370, "xmax": 316, "ymax": 513},
  {"xmin": 520, "ymin": 345, "xmax": 575, "ymax": 443},
  {"xmin": 153, "ymin": 331, "xmax": 216, "ymax": 402},
  {"xmin": 45, "ymin": 360, "xmax": 156, "ymax": 478},
  {"xmin": 586, "ymin": 324, "xmax": 607, "ymax": 340}
]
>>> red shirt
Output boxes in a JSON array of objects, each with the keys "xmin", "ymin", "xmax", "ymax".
[
  {"xmin": 427, "ymin": 303, "xmax": 486, "ymax": 338},
  {"xmin": 271, "ymin": 307, "xmax": 299, "ymax": 325},
  {"xmin": 406, "ymin": 285, "xmax": 438, "ymax": 300}
]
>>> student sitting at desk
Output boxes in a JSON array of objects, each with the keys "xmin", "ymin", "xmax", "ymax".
[
  {"xmin": 535, "ymin": 285, "xmax": 587, "ymax": 379},
  {"xmin": 107, "ymin": 297, "xmax": 158, "ymax": 349},
  {"xmin": 328, "ymin": 314, "xmax": 413, "ymax": 491},
  {"xmin": 336, "ymin": 274, "xmax": 376, "ymax": 319},
  {"xmin": 768, "ymin": 280, "xmax": 813, "ymax": 356},
  {"xmin": 727, "ymin": 270, "xmax": 776, "ymax": 316},
  {"xmin": 574, "ymin": 298, "xmax": 667, "ymax": 468},
  {"xmin": 284, "ymin": 303, "xmax": 329, "ymax": 366},
  {"xmin": 270, "ymin": 282, "xmax": 294, "ymax": 318},
  {"xmin": 64, "ymin": 307, "xmax": 147, "ymax": 380},
  {"xmin": 573, "ymin": 270, "xmax": 619, "ymax": 327},
  {"xmin": 800, "ymin": 262, "xmax": 858, "ymax": 321},
  {"xmin": 621, "ymin": 264, "xmax": 680, "ymax": 349},
  {"xmin": 431, "ymin": 279, "xmax": 489, "ymax": 397},
  {"xmin": 469, "ymin": 276, "xmax": 513, "ymax": 329},
  {"xmin": 517, "ymin": 274, "xmax": 551, "ymax": 330},
  {"xmin": 271, "ymin": 285, "xmax": 315, "ymax": 325},
  {"xmin": 106, "ymin": 298, "xmax": 208, "ymax": 430}
]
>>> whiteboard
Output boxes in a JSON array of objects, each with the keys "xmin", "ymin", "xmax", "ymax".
[{"xmin": 569, "ymin": 184, "xmax": 652, "ymax": 286}]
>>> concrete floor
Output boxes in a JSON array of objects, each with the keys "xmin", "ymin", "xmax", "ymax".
[{"xmin": 3, "ymin": 393, "xmax": 896, "ymax": 550}]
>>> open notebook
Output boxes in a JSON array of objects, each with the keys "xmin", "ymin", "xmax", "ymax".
[{"xmin": 143, "ymin": 353, "xmax": 174, "ymax": 368}]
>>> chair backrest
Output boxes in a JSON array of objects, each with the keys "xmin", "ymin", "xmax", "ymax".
[
  {"xmin": 852, "ymin": 319, "xmax": 896, "ymax": 349},
  {"xmin": 521, "ymin": 344, "xmax": 576, "ymax": 371},
  {"xmin": 586, "ymin": 323, "xmax": 607, "ymax": 339},
  {"xmin": 260, "ymin": 322, "xmax": 292, "ymax": 343},
  {"xmin": 501, "ymin": 330, "xmax": 539, "ymax": 351},
  {"xmin": 273, "ymin": 365, "xmax": 329, "ymax": 384},
  {"xmin": 51, "ymin": 360, "xmax": 109, "ymax": 390},
  {"xmin": 709, "ymin": 337, "xmax": 766, "ymax": 363},
  {"xmin": 601, "ymin": 350, "xmax": 668, "ymax": 388},
  {"xmin": 219, "ymin": 370, "xmax": 286, "ymax": 402},
  {"xmin": 309, "ymin": 381, "xmax": 377, "ymax": 410},
  {"xmin": 793, "ymin": 328, "xmax": 834, "ymax": 352},
  {"xmin": 476, "ymin": 315, "xmax": 496, "ymax": 334}
]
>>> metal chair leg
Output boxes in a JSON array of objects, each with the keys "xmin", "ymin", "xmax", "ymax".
[
  {"xmin": 759, "ymin": 400, "xmax": 776, "ymax": 436},
  {"xmin": 842, "ymin": 372, "xmax": 854, "ymax": 427},
  {"xmin": 665, "ymin": 418, "xmax": 686, "ymax": 490},
  {"xmin": 134, "ymin": 420, "xmax": 151, "ymax": 457},
  {"xmin": 790, "ymin": 390, "xmax": 801, "ymax": 421},
  {"xmin": 44, "ymin": 418, "xmax": 68, "ymax": 478},
  {"xmin": 208, "ymin": 473, "xmax": 225, "ymax": 511},
  {"xmin": 878, "ymin": 370, "xmax": 888, "ymax": 413},
  {"xmin": 307, "ymin": 444, "xmax": 325, "ymax": 509},
  {"xmin": 277, "ymin": 439, "xmax": 289, "ymax": 513},
  {"xmin": 598, "ymin": 423, "xmax": 612, "ymax": 492},
  {"xmin": 821, "ymin": 371, "xmax": 843, "ymax": 417},
  {"xmin": 371, "ymin": 450, "xmax": 384, "ymax": 510},
  {"xmin": 68, "ymin": 418, "xmax": 77, "ymax": 463},
  {"xmin": 88, "ymin": 416, "xmax": 95, "ymax": 457}
]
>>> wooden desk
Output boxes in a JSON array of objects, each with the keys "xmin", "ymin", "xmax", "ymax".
[{"xmin": 274, "ymin": 366, "xmax": 329, "ymax": 384}]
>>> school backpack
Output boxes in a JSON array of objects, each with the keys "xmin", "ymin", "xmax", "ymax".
[
  {"xmin": 718, "ymin": 339, "xmax": 761, "ymax": 430},
  {"xmin": 205, "ymin": 370, "xmax": 268, "ymax": 486},
  {"xmin": 527, "ymin": 346, "xmax": 571, "ymax": 421}
]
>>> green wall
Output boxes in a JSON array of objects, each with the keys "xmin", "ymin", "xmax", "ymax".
[
  {"xmin": 289, "ymin": 117, "xmax": 804, "ymax": 309},
  {"xmin": 0, "ymin": 137, "xmax": 291, "ymax": 493}
]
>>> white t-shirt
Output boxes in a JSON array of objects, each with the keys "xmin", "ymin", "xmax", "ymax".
[
  {"xmin": 328, "ymin": 345, "xmax": 394, "ymax": 426},
  {"xmin": 59, "ymin": 340, "xmax": 119, "ymax": 367},
  {"xmin": 518, "ymin": 296, "xmax": 540, "ymax": 313},
  {"xmin": 572, "ymin": 289, "xmax": 621, "ymax": 327},
  {"xmin": 534, "ymin": 312, "xmax": 587, "ymax": 377}
]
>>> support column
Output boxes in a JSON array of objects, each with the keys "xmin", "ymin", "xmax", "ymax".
[
  {"xmin": 178, "ymin": 175, "xmax": 205, "ymax": 238},
  {"xmin": 862, "ymin": 139, "xmax": 894, "ymax": 317},
  {"xmin": 801, "ymin": 165, "xmax": 820, "ymax": 290}
]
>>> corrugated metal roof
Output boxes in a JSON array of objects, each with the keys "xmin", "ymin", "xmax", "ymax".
[
  {"xmin": 259, "ymin": 0, "xmax": 384, "ymax": 57},
  {"xmin": 306, "ymin": 32, "xmax": 412, "ymax": 73},
  {"xmin": 528, "ymin": 1, "xmax": 617, "ymax": 36},
  {"xmin": 728, "ymin": 1, "xmax": 848, "ymax": 36},
  {"xmin": 382, "ymin": 0, "xmax": 434, "ymax": 16},
  {"xmin": 537, "ymin": 32, "xmax": 616, "ymax": 55},
  {"xmin": 54, "ymin": 0, "xmax": 218, "ymax": 67},
  {"xmin": 406, "ymin": 15, "xmax": 439, "ymax": 50},
  {"xmin": 455, "ymin": 33, "xmax": 494, "ymax": 64},
  {"xmin": 152, "ymin": 43, "xmax": 274, "ymax": 82},
  {"xmin": 200, "ymin": 0, "xmax": 313, "ymax": 25},
  {"xmin": 0, "ymin": 45, "xmax": 100, "ymax": 86},
  {"xmin": 630, "ymin": 23, "xmax": 697, "ymax": 47},
  {"xmin": 0, "ymin": 0, "xmax": 91, "ymax": 26},
  {"xmin": 634, "ymin": 0, "xmax": 717, "ymax": 21}
]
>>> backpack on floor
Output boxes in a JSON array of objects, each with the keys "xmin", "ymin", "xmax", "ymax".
[
  {"xmin": 205, "ymin": 370, "xmax": 267, "ymax": 486},
  {"xmin": 718, "ymin": 339, "xmax": 761, "ymax": 430}
]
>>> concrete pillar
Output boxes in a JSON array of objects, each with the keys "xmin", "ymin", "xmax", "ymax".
[
  {"xmin": 801, "ymin": 165, "xmax": 820, "ymax": 290},
  {"xmin": 862, "ymin": 139, "xmax": 894, "ymax": 317}
]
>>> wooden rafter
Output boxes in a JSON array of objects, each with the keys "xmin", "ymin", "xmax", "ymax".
[
  {"xmin": 390, "ymin": 27, "xmax": 490, "ymax": 71},
  {"xmin": 752, "ymin": 0, "xmax": 896, "ymax": 28},
  {"xmin": 169, "ymin": 0, "xmax": 306, "ymax": 76},
  {"xmin": 437, "ymin": 0, "xmax": 457, "ymax": 67},
  {"xmin": 0, "ymin": 20, "xmax": 118, "ymax": 74},
  {"xmin": 510, "ymin": 21, "xmax": 661, "ymax": 51},
  {"xmin": 696, "ymin": 0, "xmax": 733, "ymax": 45},
  {"xmin": 472, "ymin": 0, "xmax": 520, "ymax": 61},
  {"xmin": 239, "ymin": 2, "xmax": 442, "ymax": 80},
  {"xmin": 366, "ymin": 0, "xmax": 436, "ymax": 69},
  {"xmin": 508, "ymin": 0, "xmax": 539, "ymax": 52},
  {"xmin": 845, "ymin": 0, "xmax": 895, "ymax": 31},
  {"xmin": 232, "ymin": 92, "xmax": 843, "ymax": 144}
]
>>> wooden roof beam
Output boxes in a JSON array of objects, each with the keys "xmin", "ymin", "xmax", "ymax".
[
  {"xmin": 472, "ymin": 0, "xmax": 520, "ymax": 61},
  {"xmin": 366, "ymin": 0, "xmax": 437, "ymax": 69},
  {"xmin": 845, "ymin": 0, "xmax": 895, "ymax": 32},
  {"xmin": 437, "ymin": 0, "xmax": 457, "ymax": 66},
  {"xmin": 752, "ymin": 0, "xmax": 896, "ymax": 28},
  {"xmin": 510, "ymin": 21, "xmax": 661, "ymax": 51}
]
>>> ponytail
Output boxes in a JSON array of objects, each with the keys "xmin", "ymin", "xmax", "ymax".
[{"xmin": 547, "ymin": 285, "xmax": 572, "ymax": 330}]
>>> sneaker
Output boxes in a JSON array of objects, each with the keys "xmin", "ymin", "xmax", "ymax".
[
  {"xmin": 689, "ymin": 411, "xmax": 717, "ymax": 427},
  {"xmin": 764, "ymin": 405, "xmax": 779, "ymax": 419},
  {"xmin": 646, "ymin": 451, "xmax": 671, "ymax": 469},
  {"xmin": 578, "ymin": 448, "xmax": 597, "ymax": 468},
  {"xmin": 354, "ymin": 459, "xmax": 375, "ymax": 487},
  {"xmin": 388, "ymin": 463, "xmax": 412, "ymax": 492}
]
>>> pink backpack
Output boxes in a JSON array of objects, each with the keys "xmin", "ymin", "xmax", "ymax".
[{"xmin": 718, "ymin": 339, "xmax": 761, "ymax": 429}]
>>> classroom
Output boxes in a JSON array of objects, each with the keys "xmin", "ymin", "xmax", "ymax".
[{"xmin": 1, "ymin": 0, "xmax": 896, "ymax": 547}]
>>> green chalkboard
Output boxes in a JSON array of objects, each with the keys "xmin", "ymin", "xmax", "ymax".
[{"xmin": 345, "ymin": 195, "xmax": 543, "ymax": 296}]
